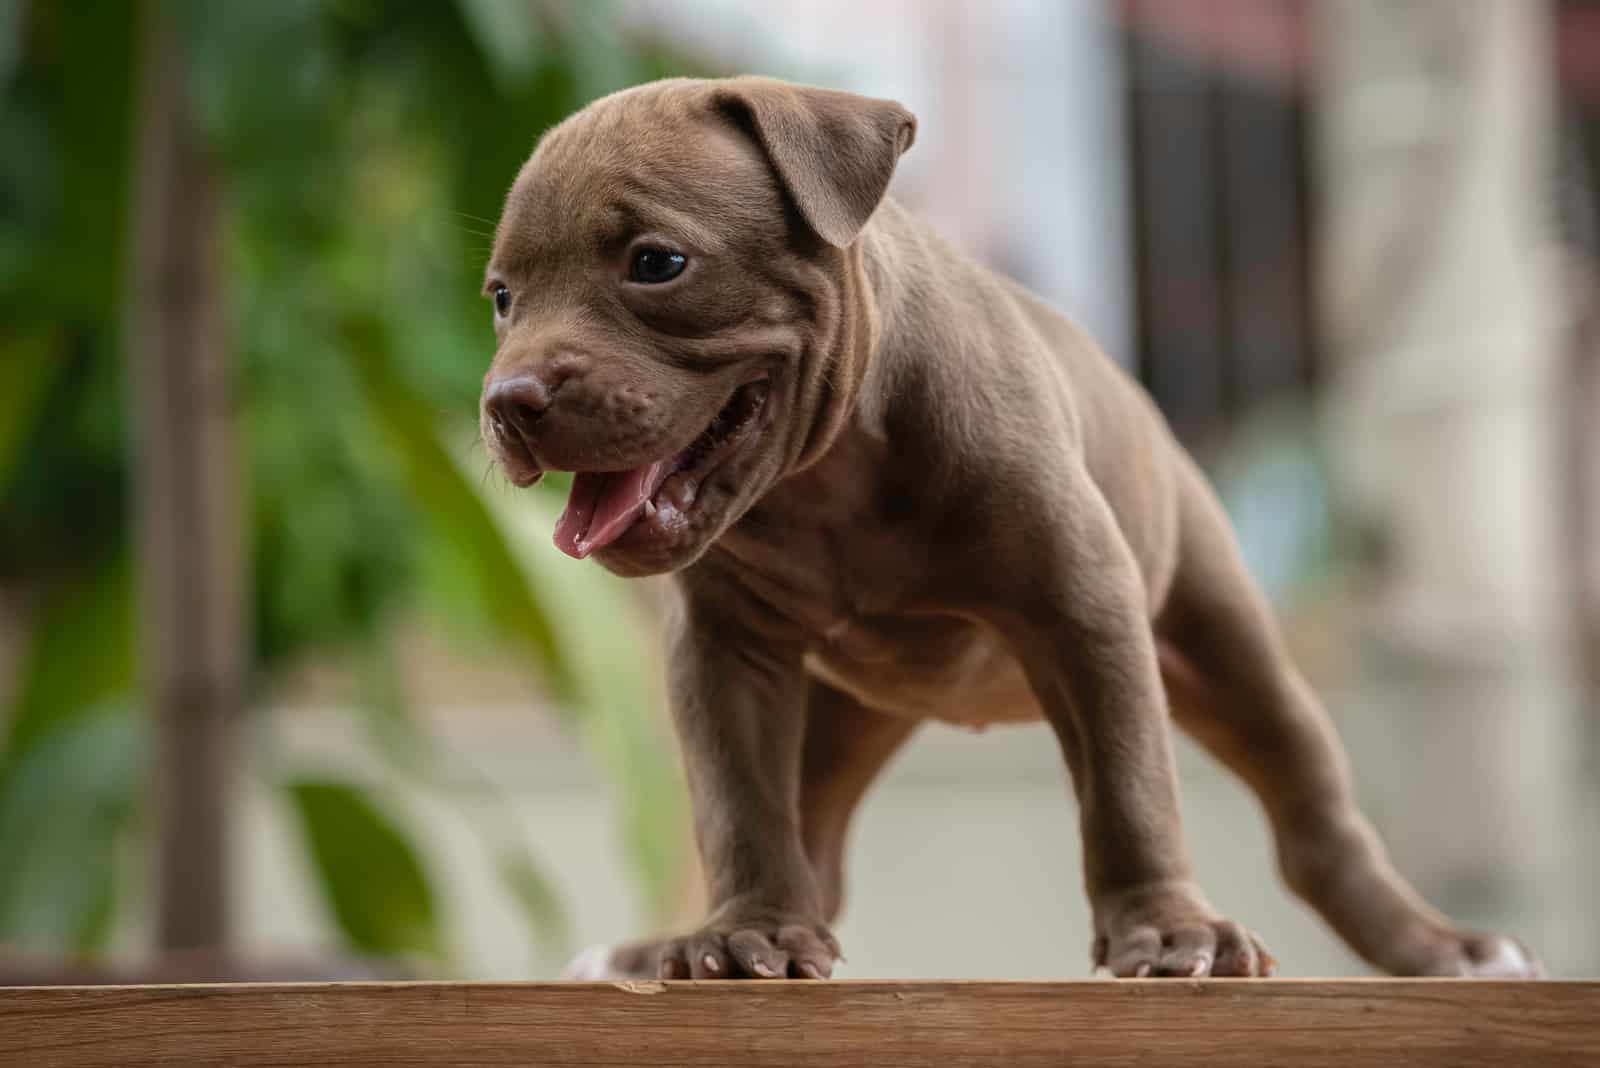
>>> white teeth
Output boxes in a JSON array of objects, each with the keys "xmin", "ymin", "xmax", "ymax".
[{"xmin": 643, "ymin": 499, "xmax": 657, "ymax": 517}]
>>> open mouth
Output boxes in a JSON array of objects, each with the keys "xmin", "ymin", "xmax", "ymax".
[{"xmin": 551, "ymin": 378, "xmax": 770, "ymax": 559}]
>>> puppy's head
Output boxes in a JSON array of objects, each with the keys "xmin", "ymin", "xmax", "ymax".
[{"xmin": 480, "ymin": 77, "xmax": 915, "ymax": 576}]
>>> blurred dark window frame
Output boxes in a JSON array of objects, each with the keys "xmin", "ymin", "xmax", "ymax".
[{"xmin": 1117, "ymin": 0, "xmax": 1317, "ymax": 449}]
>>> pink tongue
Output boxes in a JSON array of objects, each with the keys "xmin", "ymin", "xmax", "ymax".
[{"xmin": 553, "ymin": 461, "xmax": 671, "ymax": 559}]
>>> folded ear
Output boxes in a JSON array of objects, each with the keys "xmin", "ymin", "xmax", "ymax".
[{"xmin": 711, "ymin": 77, "xmax": 917, "ymax": 248}]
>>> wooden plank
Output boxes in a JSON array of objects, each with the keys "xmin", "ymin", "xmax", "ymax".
[{"xmin": 2, "ymin": 980, "xmax": 1596, "ymax": 1068}]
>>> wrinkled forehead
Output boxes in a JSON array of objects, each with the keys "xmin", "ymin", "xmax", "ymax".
[{"xmin": 489, "ymin": 86, "xmax": 779, "ymax": 277}]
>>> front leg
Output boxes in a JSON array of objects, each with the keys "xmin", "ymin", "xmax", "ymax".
[
  {"xmin": 988, "ymin": 466, "xmax": 1274, "ymax": 978},
  {"xmin": 656, "ymin": 585, "xmax": 839, "ymax": 980}
]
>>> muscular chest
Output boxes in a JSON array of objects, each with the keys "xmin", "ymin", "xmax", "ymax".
[
  {"xmin": 804, "ymin": 611, "xmax": 1037, "ymax": 725},
  {"xmin": 702, "ymin": 434, "xmax": 1038, "ymax": 724}
]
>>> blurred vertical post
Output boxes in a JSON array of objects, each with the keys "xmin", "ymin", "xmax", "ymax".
[
  {"xmin": 124, "ymin": 0, "xmax": 240, "ymax": 951},
  {"xmin": 1315, "ymin": 0, "xmax": 1572, "ymax": 964}
]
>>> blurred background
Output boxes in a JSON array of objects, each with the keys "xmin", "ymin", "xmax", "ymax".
[{"xmin": 1, "ymin": 0, "xmax": 1597, "ymax": 982}]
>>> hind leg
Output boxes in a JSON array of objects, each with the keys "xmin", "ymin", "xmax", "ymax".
[
  {"xmin": 1157, "ymin": 457, "xmax": 1539, "ymax": 977},
  {"xmin": 562, "ymin": 680, "xmax": 915, "ymax": 979}
]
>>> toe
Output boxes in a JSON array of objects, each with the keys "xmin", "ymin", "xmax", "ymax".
[
  {"xmin": 776, "ymin": 924, "xmax": 837, "ymax": 979},
  {"xmin": 1211, "ymin": 921, "xmax": 1268, "ymax": 977},
  {"xmin": 1108, "ymin": 925, "xmax": 1163, "ymax": 978},
  {"xmin": 1256, "ymin": 937, "xmax": 1279, "ymax": 976},
  {"xmin": 727, "ymin": 929, "xmax": 788, "ymax": 979},
  {"xmin": 657, "ymin": 939, "xmax": 691, "ymax": 979},
  {"xmin": 1156, "ymin": 924, "xmax": 1218, "ymax": 977},
  {"xmin": 688, "ymin": 934, "xmax": 731, "ymax": 979}
]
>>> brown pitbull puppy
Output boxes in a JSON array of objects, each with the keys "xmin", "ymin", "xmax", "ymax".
[{"xmin": 480, "ymin": 77, "xmax": 1540, "ymax": 981}]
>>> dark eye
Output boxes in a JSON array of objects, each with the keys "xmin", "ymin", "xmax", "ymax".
[
  {"xmin": 629, "ymin": 248, "xmax": 687, "ymax": 284},
  {"xmin": 493, "ymin": 285, "xmax": 512, "ymax": 316}
]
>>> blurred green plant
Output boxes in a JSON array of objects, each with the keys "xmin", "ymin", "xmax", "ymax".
[{"xmin": 0, "ymin": 0, "xmax": 697, "ymax": 970}]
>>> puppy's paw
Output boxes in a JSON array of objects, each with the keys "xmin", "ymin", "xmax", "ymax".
[
  {"xmin": 1404, "ymin": 929, "xmax": 1543, "ymax": 978},
  {"xmin": 1093, "ymin": 881, "xmax": 1276, "ymax": 978},
  {"xmin": 1094, "ymin": 918, "xmax": 1276, "ymax": 978},
  {"xmin": 659, "ymin": 908, "xmax": 840, "ymax": 980}
]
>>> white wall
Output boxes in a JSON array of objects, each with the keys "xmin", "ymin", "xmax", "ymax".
[{"xmin": 623, "ymin": 0, "xmax": 1135, "ymax": 363}]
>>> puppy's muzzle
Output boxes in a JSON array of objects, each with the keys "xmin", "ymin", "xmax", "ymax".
[{"xmin": 484, "ymin": 373, "xmax": 554, "ymax": 484}]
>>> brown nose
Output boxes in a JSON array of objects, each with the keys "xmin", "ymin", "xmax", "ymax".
[{"xmin": 484, "ymin": 375, "xmax": 553, "ymax": 440}]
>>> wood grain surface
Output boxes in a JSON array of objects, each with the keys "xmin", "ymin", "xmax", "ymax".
[{"xmin": 3, "ymin": 979, "xmax": 1597, "ymax": 1067}]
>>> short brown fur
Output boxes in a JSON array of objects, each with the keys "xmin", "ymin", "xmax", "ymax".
[{"xmin": 482, "ymin": 77, "xmax": 1538, "ymax": 981}]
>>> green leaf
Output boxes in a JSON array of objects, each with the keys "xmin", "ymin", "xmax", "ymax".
[
  {"xmin": 492, "ymin": 847, "xmax": 571, "ymax": 962},
  {"xmin": 0, "ymin": 0, "xmax": 23, "ymax": 86},
  {"xmin": 286, "ymin": 778, "xmax": 445, "ymax": 962},
  {"xmin": 0, "ymin": 331, "xmax": 62, "ymax": 496},
  {"xmin": 23, "ymin": 0, "xmax": 139, "ymax": 318},
  {"xmin": 0, "ymin": 556, "xmax": 133, "ymax": 780},
  {"xmin": 0, "ymin": 705, "xmax": 142, "ymax": 952},
  {"xmin": 490, "ymin": 491, "xmax": 689, "ymax": 919},
  {"xmin": 338, "ymin": 314, "xmax": 576, "ymax": 702},
  {"xmin": 348, "ymin": 637, "xmax": 572, "ymax": 964}
]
